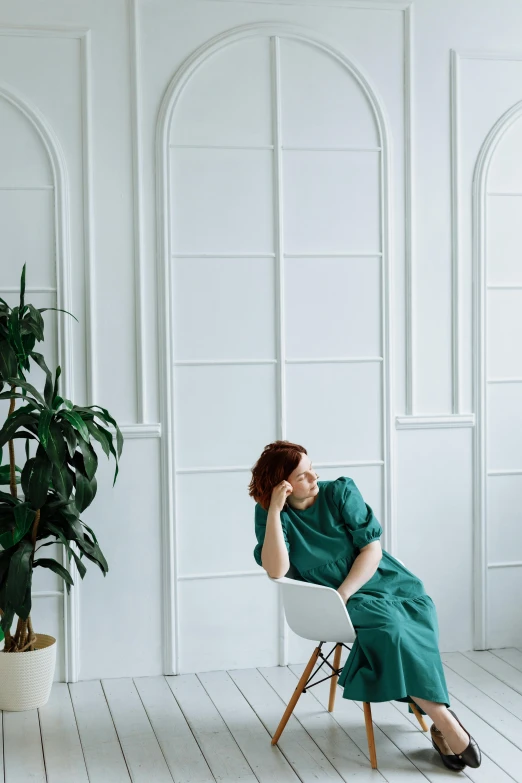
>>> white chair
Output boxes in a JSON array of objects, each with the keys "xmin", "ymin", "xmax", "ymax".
[{"xmin": 267, "ymin": 571, "xmax": 429, "ymax": 770}]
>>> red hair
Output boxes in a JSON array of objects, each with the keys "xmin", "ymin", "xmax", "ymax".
[{"xmin": 248, "ymin": 440, "xmax": 308, "ymax": 511}]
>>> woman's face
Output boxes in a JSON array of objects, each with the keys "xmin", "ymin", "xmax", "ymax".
[{"xmin": 287, "ymin": 454, "xmax": 319, "ymax": 500}]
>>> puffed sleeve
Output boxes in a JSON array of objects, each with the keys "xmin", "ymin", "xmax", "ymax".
[
  {"xmin": 253, "ymin": 503, "xmax": 291, "ymax": 567},
  {"xmin": 334, "ymin": 476, "xmax": 382, "ymax": 551}
]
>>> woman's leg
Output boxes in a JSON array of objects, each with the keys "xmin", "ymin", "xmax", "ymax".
[{"xmin": 409, "ymin": 695, "xmax": 469, "ymax": 754}]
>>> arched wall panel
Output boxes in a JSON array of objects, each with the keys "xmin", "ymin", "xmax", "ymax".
[{"xmin": 157, "ymin": 22, "xmax": 393, "ymax": 674}]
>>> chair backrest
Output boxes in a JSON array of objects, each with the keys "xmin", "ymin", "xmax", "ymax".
[
  {"xmin": 268, "ymin": 556, "xmax": 407, "ymax": 644},
  {"xmin": 268, "ymin": 576, "xmax": 356, "ymax": 643}
]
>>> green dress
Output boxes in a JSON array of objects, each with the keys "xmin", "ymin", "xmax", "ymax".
[{"xmin": 253, "ymin": 476, "xmax": 450, "ymax": 715}]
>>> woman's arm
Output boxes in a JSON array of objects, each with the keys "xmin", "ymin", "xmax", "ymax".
[
  {"xmin": 336, "ymin": 540, "xmax": 382, "ymax": 601},
  {"xmin": 261, "ymin": 505, "xmax": 291, "ymax": 578}
]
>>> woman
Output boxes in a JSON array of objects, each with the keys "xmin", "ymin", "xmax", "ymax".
[{"xmin": 249, "ymin": 440, "xmax": 481, "ymax": 772}]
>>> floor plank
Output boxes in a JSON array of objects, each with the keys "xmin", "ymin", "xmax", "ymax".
[
  {"xmin": 197, "ymin": 668, "xmax": 301, "ymax": 782},
  {"xmin": 101, "ymin": 677, "xmax": 174, "ymax": 783},
  {"xmin": 3, "ymin": 707, "xmax": 46, "ymax": 782},
  {"xmin": 135, "ymin": 674, "xmax": 215, "ymax": 783},
  {"xmin": 68, "ymin": 679, "xmax": 131, "ymax": 782},
  {"xmin": 166, "ymin": 672, "xmax": 258, "ymax": 782},
  {"xmin": 38, "ymin": 682, "xmax": 89, "ymax": 783},
  {"xmin": 463, "ymin": 650, "xmax": 522, "ymax": 697}
]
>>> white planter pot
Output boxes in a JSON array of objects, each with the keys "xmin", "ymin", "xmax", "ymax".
[{"xmin": 0, "ymin": 633, "xmax": 57, "ymax": 711}]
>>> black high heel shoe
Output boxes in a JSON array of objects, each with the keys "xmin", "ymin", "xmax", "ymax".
[
  {"xmin": 448, "ymin": 709, "xmax": 482, "ymax": 768},
  {"xmin": 430, "ymin": 724, "xmax": 467, "ymax": 771}
]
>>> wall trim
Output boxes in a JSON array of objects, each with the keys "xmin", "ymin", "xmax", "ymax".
[
  {"xmin": 395, "ymin": 414, "xmax": 475, "ymax": 429},
  {"xmin": 450, "ymin": 50, "xmax": 462, "ymax": 414},
  {"xmin": 0, "ymin": 25, "xmax": 90, "ymax": 37},
  {"xmin": 403, "ymin": 3, "xmax": 415, "ymax": 415},
  {"xmin": 128, "ymin": 0, "xmax": 147, "ymax": 422},
  {"xmin": 156, "ymin": 20, "xmax": 394, "ymax": 673},
  {"xmin": 118, "ymin": 423, "xmax": 161, "ymax": 438},
  {"xmin": 199, "ymin": 0, "xmax": 414, "ymax": 9},
  {"xmin": 472, "ymin": 95, "xmax": 522, "ymax": 650},
  {"xmin": 80, "ymin": 32, "xmax": 96, "ymax": 414}
]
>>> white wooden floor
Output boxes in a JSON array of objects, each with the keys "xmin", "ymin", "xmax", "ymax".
[{"xmin": 1, "ymin": 647, "xmax": 522, "ymax": 782}]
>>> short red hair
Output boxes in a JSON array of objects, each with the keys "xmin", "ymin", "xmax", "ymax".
[{"xmin": 248, "ymin": 439, "xmax": 308, "ymax": 511}]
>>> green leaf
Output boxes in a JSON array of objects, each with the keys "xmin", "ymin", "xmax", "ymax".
[
  {"xmin": 8, "ymin": 308, "xmax": 24, "ymax": 360},
  {"xmin": 74, "ymin": 473, "xmax": 97, "ymax": 513},
  {"xmin": 81, "ymin": 520, "xmax": 99, "ymax": 545},
  {"xmin": 33, "ymin": 557, "xmax": 74, "ymax": 593},
  {"xmin": 0, "ymin": 431, "xmax": 36, "ymax": 443},
  {"xmin": 74, "ymin": 406, "xmax": 123, "ymax": 458},
  {"xmin": 0, "ymin": 391, "xmax": 40, "ymax": 409},
  {"xmin": 20, "ymin": 264, "xmax": 26, "ymax": 311},
  {"xmin": 31, "ymin": 352, "xmax": 53, "ymax": 405},
  {"xmin": 51, "ymin": 461, "xmax": 74, "ymax": 500},
  {"xmin": 0, "ymin": 490, "xmax": 18, "ymax": 505},
  {"xmin": 0, "ymin": 341, "xmax": 18, "ymax": 381},
  {"xmin": 58, "ymin": 410, "xmax": 90, "ymax": 441},
  {"xmin": 76, "ymin": 532, "xmax": 108, "ymax": 575},
  {"xmin": 43, "ymin": 522, "xmax": 87, "ymax": 580},
  {"xmin": 42, "ymin": 419, "xmax": 66, "ymax": 468},
  {"xmin": 0, "ymin": 463, "xmax": 22, "ymax": 486},
  {"xmin": 76, "ymin": 435, "xmax": 98, "ymax": 481},
  {"xmin": 38, "ymin": 408, "xmax": 53, "ymax": 449},
  {"xmin": 0, "ymin": 412, "xmax": 38, "ymax": 449},
  {"xmin": 85, "ymin": 419, "xmax": 111, "ymax": 459},
  {"xmin": 21, "ymin": 447, "xmax": 53, "ymax": 510},
  {"xmin": 68, "ymin": 546, "xmax": 87, "ymax": 579},
  {"xmin": 5, "ymin": 539, "xmax": 33, "ymax": 610},
  {"xmin": 52, "ymin": 395, "xmax": 64, "ymax": 411},
  {"xmin": 38, "ymin": 306, "xmax": 79, "ymax": 323},
  {"xmin": 59, "ymin": 419, "xmax": 77, "ymax": 459},
  {"xmin": 4, "ymin": 377, "xmax": 46, "ymax": 407},
  {"xmin": 25, "ymin": 305, "xmax": 44, "ymax": 342},
  {"xmin": 52, "ymin": 365, "xmax": 61, "ymax": 402},
  {"xmin": 0, "ymin": 503, "xmax": 36, "ymax": 549}
]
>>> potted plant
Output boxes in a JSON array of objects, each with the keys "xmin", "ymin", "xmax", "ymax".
[{"xmin": 0, "ymin": 264, "xmax": 123, "ymax": 710}]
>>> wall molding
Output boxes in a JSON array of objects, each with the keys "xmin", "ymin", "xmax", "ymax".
[
  {"xmin": 403, "ymin": 2, "xmax": 415, "ymax": 415},
  {"xmin": 118, "ymin": 423, "xmax": 161, "ymax": 438},
  {"xmin": 128, "ymin": 0, "xmax": 147, "ymax": 423},
  {"xmin": 396, "ymin": 414, "xmax": 475, "ymax": 429},
  {"xmin": 156, "ymin": 20, "xmax": 394, "ymax": 673},
  {"xmin": 0, "ymin": 25, "xmax": 90, "ymax": 37},
  {"xmin": 472, "ymin": 94, "xmax": 522, "ymax": 650},
  {"xmin": 199, "ymin": 0, "xmax": 414, "ymax": 8},
  {"xmin": 450, "ymin": 50, "xmax": 462, "ymax": 414}
]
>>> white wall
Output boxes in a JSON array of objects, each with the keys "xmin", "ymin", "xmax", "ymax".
[{"xmin": 1, "ymin": 0, "xmax": 521, "ymax": 681}]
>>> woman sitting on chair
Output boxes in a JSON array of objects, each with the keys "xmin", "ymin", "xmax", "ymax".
[{"xmin": 249, "ymin": 439, "xmax": 482, "ymax": 772}]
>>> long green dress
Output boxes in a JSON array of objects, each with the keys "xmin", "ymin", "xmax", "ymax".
[{"xmin": 253, "ymin": 476, "xmax": 450, "ymax": 715}]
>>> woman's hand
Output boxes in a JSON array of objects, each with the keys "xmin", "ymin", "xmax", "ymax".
[{"xmin": 269, "ymin": 480, "xmax": 293, "ymax": 513}]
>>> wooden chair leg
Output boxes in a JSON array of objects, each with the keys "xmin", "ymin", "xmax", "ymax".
[
  {"xmin": 409, "ymin": 701, "xmax": 429, "ymax": 731},
  {"xmin": 327, "ymin": 643, "xmax": 343, "ymax": 712},
  {"xmin": 363, "ymin": 702, "xmax": 378, "ymax": 769},
  {"xmin": 271, "ymin": 645, "xmax": 321, "ymax": 745}
]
